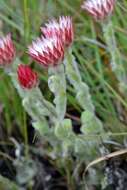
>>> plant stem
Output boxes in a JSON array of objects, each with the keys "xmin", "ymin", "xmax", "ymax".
[
  {"xmin": 102, "ymin": 20, "xmax": 126, "ymax": 93},
  {"xmin": 48, "ymin": 64, "xmax": 67, "ymax": 122},
  {"xmin": 64, "ymin": 159, "xmax": 75, "ymax": 190},
  {"xmin": 23, "ymin": 0, "xmax": 30, "ymax": 44},
  {"xmin": 23, "ymin": 110, "xmax": 29, "ymax": 158},
  {"xmin": 64, "ymin": 48, "xmax": 95, "ymax": 113}
]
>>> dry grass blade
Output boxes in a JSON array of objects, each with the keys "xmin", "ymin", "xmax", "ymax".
[{"xmin": 84, "ymin": 149, "xmax": 127, "ymax": 175}]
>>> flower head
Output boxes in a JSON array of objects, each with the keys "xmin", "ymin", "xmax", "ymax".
[
  {"xmin": 0, "ymin": 34, "xmax": 15, "ymax": 67},
  {"xmin": 18, "ymin": 64, "xmax": 38, "ymax": 89},
  {"xmin": 41, "ymin": 16, "xmax": 74, "ymax": 47},
  {"xmin": 81, "ymin": 0, "xmax": 116, "ymax": 21},
  {"xmin": 28, "ymin": 36, "xmax": 64, "ymax": 68}
]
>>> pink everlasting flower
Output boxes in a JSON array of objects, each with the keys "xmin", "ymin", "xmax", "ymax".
[
  {"xmin": 41, "ymin": 16, "xmax": 74, "ymax": 47},
  {"xmin": 18, "ymin": 64, "xmax": 38, "ymax": 89},
  {"xmin": 28, "ymin": 36, "xmax": 64, "ymax": 68},
  {"xmin": 81, "ymin": 0, "xmax": 116, "ymax": 21},
  {"xmin": 0, "ymin": 34, "xmax": 15, "ymax": 67}
]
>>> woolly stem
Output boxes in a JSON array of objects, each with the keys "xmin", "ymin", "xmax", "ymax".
[
  {"xmin": 102, "ymin": 20, "xmax": 126, "ymax": 92},
  {"xmin": 64, "ymin": 48, "xmax": 95, "ymax": 113},
  {"xmin": 64, "ymin": 49, "xmax": 103, "ymax": 136},
  {"xmin": 48, "ymin": 64, "xmax": 67, "ymax": 122}
]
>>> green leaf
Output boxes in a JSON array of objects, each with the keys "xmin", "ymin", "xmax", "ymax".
[
  {"xmin": 81, "ymin": 111, "xmax": 103, "ymax": 134},
  {"xmin": 55, "ymin": 119, "xmax": 74, "ymax": 140},
  {"xmin": 32, "ymin": 120, "xmax": 49, "ymax": 136}
]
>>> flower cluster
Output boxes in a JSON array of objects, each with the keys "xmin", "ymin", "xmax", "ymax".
[
  {"xmin": 0, "ymin": 1, "xmax": 116, "ymax": 90},
  {"xmin": 0, "ymin": 34, "xmax": 15, "ymax": 67},
  {"xmin": 0, "ymin": 16, "xmax": 74, "ymax": 89},
  {"xmin": 0, "ymin": 34, "xmax": 38, "ymax": 89},
  {"xmin": 28, "ymin": 16, "xmax": 74, "ymax": 68},
  {"xmin": 81, "ymin": 0, "xmax": 116, "ymax": 20}
]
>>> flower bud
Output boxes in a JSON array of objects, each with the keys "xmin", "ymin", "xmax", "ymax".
[{"xmin": 18, "ymin": 64, "xmax": 38, "ymax": 89}]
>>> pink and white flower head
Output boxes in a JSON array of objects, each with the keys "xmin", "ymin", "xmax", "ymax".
[
  {"xmin": 0, "ymin": 34, "xmax": 15, "ymax": 67},
  {"xmin": 28, "ymin": 36, "xmax": 64, "ymax": 68},
  {"xmin": 81, "ymin": 0, "xmax": 116, "ymax": 21},
  {"xmin": 41, "ymin": 16, "xmax": 74, "ymax": 47},
  {"xmin": 18, "ymin": 64, "xmax": 38, "ymax": 89}
]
